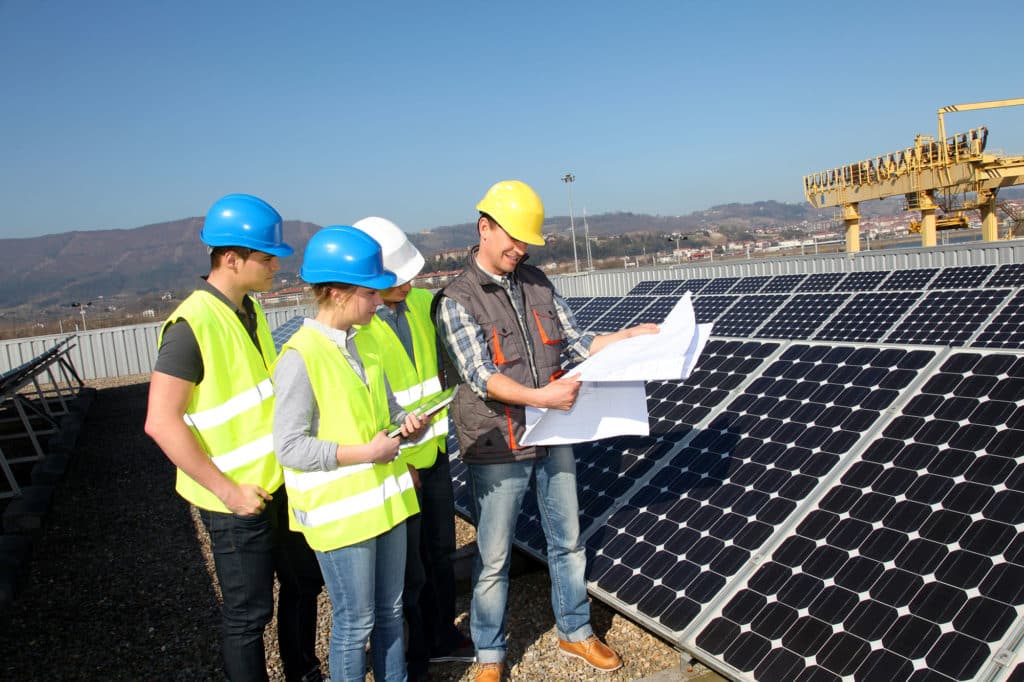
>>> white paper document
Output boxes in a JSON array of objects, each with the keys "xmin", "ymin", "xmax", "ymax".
[{"xmin": 521, "ymin": 293, "xmax": 713, "ymax": 446}]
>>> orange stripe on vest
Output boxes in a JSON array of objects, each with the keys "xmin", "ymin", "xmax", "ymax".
[
  {"xmin": 532, "ymin": 310, "xmax": 561, "ymax": 345},
  {"xmin": 491, "ymin": 327, "xmax": 508, "ymax": 365}
]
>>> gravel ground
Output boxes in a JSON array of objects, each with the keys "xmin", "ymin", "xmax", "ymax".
[{"xmin": 0, "ymin": 375, "xmax": 725, "ymax": 681}]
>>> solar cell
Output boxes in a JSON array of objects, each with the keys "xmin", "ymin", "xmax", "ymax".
[
  {"xmin": 679, "ymin": 279, "xmax": 711, "ymax": 295},
  {"xmin": 589, "ymin": 297, "xmax": 656, "ymax": 333},
  {"xmin": 972, "ymin": 289, "xmax": 1024, "ymax": 349},
  {"xmin": 797, "ymin": 273, "xmax": 845, "ymax": 292},
  {"xmin": 573, "ymin": 297, "xmax": 619, "ymax": 330},
  {"xmin": 835, "ymin": 271, "xmax": 888, "ymax": 292},
  {"xmin": 693, "ymin": 351, "xmax": 1024, "ymax": 682},
  {"xmin": 758, "ymin": 293, "xmax": 848, "ymax": 340},
  {"xmin": 879, "ymin": 267, "xmax": 938, "ymax": 291},
  {"xmin": 703, "ymin": 278, "xmax": 741, "ymax": 294},
  {"xmin": 929, "ymin": 265, "xmax": 995, "ymax": 289},
  {"xmin": 711, "ymin": 295, "xmax": 788, "ymax": 337},
  {"xmin": 650, "ymin": 279, "xmax": 687, "ymax": 296},
  {"xmin": 731, "ymin": 277, "xmax": 770, "ymax": 294},
  {"xmin": 630, "ymin": 296, "xmax": 683, "ymax": 325},
  {"xmin": 761, "ymin": 274, "xmax": 807, "ymax": 294},
  {"xmin": 815, "ymin": 292, "xmax": 921, "ymax": 343},
  {"xmin": 692, "ymin": 295, "xmax": 737, "ymax": 325},
  {"xmin": 627, "ymin": 281, "xmax": 659, "ymax": 295},
  {"xmin": 884, "ymin": 289, "xmax": 1010, "ymax": 346},
  {"xmin": 986, "ymin": 263, "xmax": 1024, "ymax": 288}
]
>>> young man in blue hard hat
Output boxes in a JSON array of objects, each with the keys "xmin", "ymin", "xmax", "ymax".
[
  {"xmin": 433, "ymin": 180, "xmax": 658, "ymax": 682},
  {"xmin": 144, "ymin": 194, "xmax": 324, "ymax": 682},
  {"xmin": 351, "ymin": 217, "xmax": 475, "ymax": 682}
]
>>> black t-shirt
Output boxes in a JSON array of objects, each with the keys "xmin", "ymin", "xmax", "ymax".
[{"xmin": 153, "ymin": 278, "xmax": 263, "ymax": 385}]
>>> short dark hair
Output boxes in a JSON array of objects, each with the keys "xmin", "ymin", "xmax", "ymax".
[{"xmin": 210, "ymin": 246, "xmax": 254, "ymax": 269}]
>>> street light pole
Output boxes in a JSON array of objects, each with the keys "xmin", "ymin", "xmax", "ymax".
[{"xmin": 561, "ymin": 173, "xmax": 579, "ymax": 272}]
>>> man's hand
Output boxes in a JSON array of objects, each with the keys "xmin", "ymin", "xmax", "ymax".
[
  {"xmin": 537, "ymin": 373, "xmax": 582, "ymax": 410},
  {"xmin": 222, "ymin": 483, "xmax": 272, "ymax": 516}
]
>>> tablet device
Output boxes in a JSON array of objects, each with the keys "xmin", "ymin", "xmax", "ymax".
[{"xmin": 387, "ymin": 386, "xmax": 457, "ymax": 438}]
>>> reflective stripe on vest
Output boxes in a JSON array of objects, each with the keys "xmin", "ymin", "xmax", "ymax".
[
  {"xmin": 277, "ymin": 324, "xmax": 418, "ymax": 552},
  {"xmin": 160, "ymin": 291, "xmax": 283, "ymax": 512},
  {"xmin": 357, "ymin": 287, "xmax": 447, "ymax": 469}
]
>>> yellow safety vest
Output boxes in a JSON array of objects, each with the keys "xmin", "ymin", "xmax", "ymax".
[
  {"xmin": 356, "ymin": 288, "xmax": 448, "ymax": 469},
  {"xmin": 159, "ymin": 290, "xmax": 283, "ymax": 512},
  {"xmin": 277, "ymin": 324, "xmax": 418, "ymax": 552}
]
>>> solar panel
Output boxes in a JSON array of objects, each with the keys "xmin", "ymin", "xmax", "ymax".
[
  {"xmin": 650, "ymin": 280, "xmax": 687, "ymax": 296},
  {"xmin": 884, "ymin": 289, "xmax": 1010, "ymax": 346},
  {"xmin": 732, "ymin": 277, "xmax": 770, "ymax": 294},
  {"xmin": 589, "ymin": 344, "xmax": 936, "ymax": 642},
  {"xmin": 631, "ymin": 296, "xmax": 683, "ymax": 325},
  {"xmin": 680, "ymin": 279, "xmax": 711, "ymax": 295},
  {"xmin": 573, "ymin": 297, "xmax": 619, "ymax": 330},
  {"xmin": 761, "ymin": 274, "xmax": 807, "ymax": 294},
  {"xmin": 271, "ymin": 315, "xmax": 305, "ymax": 352},
  {"xmin": 815, "ymin": 292, "xmax": 921, "ymax": 344},
  {"xmin": 627, "ymin": 281, "xmax": 659, "ymax": 295},
  {"xmin": 703, "ymin": 278, "xmax": 741, "ymax": 295},
  {"xmin": 692, "ymin": 351, "xmax": 1024, "ymax": 682},
  {"xmin": 797, "ymin": 273, "xmax": 845, "ymax": 293},
  {"xmin": 589, "ymin": 297, "xmax": 656, "ymax": 333},
  {"xmin": 711, "ymin": 295, "xmax": 788, "ymax": 337},
  {"xmin": 879, "ymin": 267, "xmax": 938, "ymax": 291},
  {"xmin": 972, "ymin": 289, "xmax": 1024, "ymax": 349},
  {"xmin": 929, "ymin": 265, "xmax": 995, "ymax": 289},
  {"xmin": 693, "ymin": 296, "xmax": 738, "ymax": 325},
  {"xmin": 836, "ymin": 271, "xmax": 888, "ymax": 292},
  {"xmin": 565, "ymin": 296, "xmax": 592, "ymax": 311},
  {"xmin": 985, "ymin": 263, "xmax": 1024, "ymax": 288},
  {"xmin": 758, "ymin": 294, "xmax": 848, "ymax": 340}
]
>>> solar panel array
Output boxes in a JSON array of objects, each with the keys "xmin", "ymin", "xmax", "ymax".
[{"xmin": 273, "ymin": 261, "xmax": 1024, "ymax": 681}]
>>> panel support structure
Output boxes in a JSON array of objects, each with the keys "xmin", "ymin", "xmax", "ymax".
[
  {"xmin": 979, "ymin": 188, "xmax": 1000, "ymax": 242},
  {"xmin": 842, "ymin": 202, "xmax": 861, "ymax": 253}
]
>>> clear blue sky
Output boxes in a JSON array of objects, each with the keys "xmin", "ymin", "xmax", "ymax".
[{"xmin": 2, "ymin": 0, "xmax": 1022, "ymax": 239}]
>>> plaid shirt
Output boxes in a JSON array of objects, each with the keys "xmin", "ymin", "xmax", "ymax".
[{"xmin": 435, "ymin": 263, "xmax": 594, "ymax": 400}]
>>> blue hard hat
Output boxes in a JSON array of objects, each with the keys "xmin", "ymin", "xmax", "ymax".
[
  {"xmin": 201, "ymin": 193, "xmax": 294, "ymax": 257},
  {"xmin": 300, "ymin": 225, "xmax": 397, "ymax": 289}
]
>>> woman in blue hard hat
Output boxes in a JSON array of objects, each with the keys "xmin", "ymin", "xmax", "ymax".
[
  {"xmin": 145, "ymin": 193, "xmax": 324, "ymax": 682},
  {"xmin": 271, "ymin": 225, "xmax": 425, "ymax": 682}
]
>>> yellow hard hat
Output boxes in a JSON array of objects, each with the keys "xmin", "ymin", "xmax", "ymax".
[{"xmin": 476, "ymin": 180, "xmax": 545, "ymax": 245}]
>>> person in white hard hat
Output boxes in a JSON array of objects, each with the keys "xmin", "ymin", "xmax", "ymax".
[{"xmin": 352, "ymin": 217, "xmax": 474, "ymax": 681}]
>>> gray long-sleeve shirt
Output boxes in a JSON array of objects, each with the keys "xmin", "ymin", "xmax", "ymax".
[{"xmin": 272, "ymin": 319, "xmax": 406, "ymax": 473}]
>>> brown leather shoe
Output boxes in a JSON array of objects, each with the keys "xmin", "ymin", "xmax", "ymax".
[
  {"xmin": 473, "ymin": 661, "xmax": 504, "ymax": 682},
  {"xmin": 558, "ymin": 635, "xmax": 623, "ymax": 671}
]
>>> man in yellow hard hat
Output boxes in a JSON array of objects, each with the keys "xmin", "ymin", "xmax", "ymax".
[{"xmin": 433, "ymin": 180, "xmax": 658, "ymax": 682}]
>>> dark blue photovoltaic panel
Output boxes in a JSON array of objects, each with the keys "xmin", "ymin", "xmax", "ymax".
[
  {"xmin": 711, "ymin": 295, "xmax": 787, "ymax": 337},
  {"xmin": 693, "ymin": 296, "xmax": 737, "ymax": 325},
  {"xmin": 797, "ymin": 273, "xmax": 844, "ymax": 292},
  {"xmin": 627, "ymin": 281, "xmax": 659, "ymax": 295},
  {"xmin": 972, "ymin": 289, "xmax": 1024, "ymax": 349},
  {"xmin": 703, "ymin": 278, "xmax": 740, "ymax": 294},
  {"xmin": 879, "ymin": 267, "xmax": 938, "ymax": 291},
  {"xmin": 695, "ymin": 351, "xmax": 1023, "ymax": 682},
  {"xmin": 758, "ymin": 293, "xmax": 848, "ymax": 340},
  {"xmin": 679, "ymin": 279, "xmax": 711, "ymax": 295},
  {"xmin": 836, "ymin": 271, "xmax": 888, "ymax": 292},
  {"xmin": 271, "ymin": 315, "xmax": 304, "ymax": 351},
  {"xmin": 574, "ymin": 297, "xmax": 618, "ymax": 330},
  {"xmin": 590, "ymin": 344, "xmax": 935, "ymax": 637},
  {"xmin": 630, "ymin": 296, "xmax": 682, "ymax": 325},
  {"xmin": 929, "ymin": 265, "xmax": 994, "ymax": 289},
  {"xmin": 815, "ymin": 292, "xmax": 921, "ymax": 343},
  {"xmin": 565, "ymin": 297, "xmax": 591, "ymax": 313},
  {"xmin": 589, "ymin": 297, "xmax": 655, "ymax": 333},
  {"xmin": 650, "ymin": 280, "xmax": 687, "ymax": 296},
  {"xmin": 761, "ymin": 274, "xmax": 807, "ymax": 293},
  {"xmin": 731, "ymin": 277, "xmax": 769, "ymax": 294},
  {"xmin": 884, "ymin": 289, "xmax": 1009, "ymax": 346},
  {"xmin": 986, "ymin": 262, "xmax": 1024, "ymax": 288}
]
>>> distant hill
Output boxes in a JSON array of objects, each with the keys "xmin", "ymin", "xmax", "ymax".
[{"xmin": 2, "ymin": 189, "xmax": 1019, "ymax": 311}]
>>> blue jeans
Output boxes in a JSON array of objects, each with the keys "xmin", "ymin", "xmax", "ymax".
[
  {"xmin": 199, "ymin": 488, "xmax": 323, "ymax": 682},
  {"xmin": 467, "ymin": 446, "xmax": 592, "ymax": 664},
  {"xmin": 317, "ymin": 523, "xmax": 408, "ymax": 682}
]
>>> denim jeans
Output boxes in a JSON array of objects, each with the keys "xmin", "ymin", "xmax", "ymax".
[
  {"xmin": 467, "ymin": 445, "xmax": 592, "ymax": 664},
  {"xmin": 404, "ymin": 450, "xmax": 463, "ymax": 675},
  {"xmin": 316, "ymin": 523, "xmax": 408, "ymax": 682},
  {"xmin": 199, "ymin": 488, "xmax": 323, "ymax": 682}
]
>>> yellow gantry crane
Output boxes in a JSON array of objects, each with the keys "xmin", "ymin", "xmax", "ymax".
[{"xmin": 803, "ymin": 98, "xmax": 1024, "ymax": 252}]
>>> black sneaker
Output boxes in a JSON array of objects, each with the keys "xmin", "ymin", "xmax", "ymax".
[{"xmin": 429, "ymin": 636, "xmax": 476, "ymax": 663}]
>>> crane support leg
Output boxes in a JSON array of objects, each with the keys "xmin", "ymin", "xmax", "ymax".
[
  {"xmin": 978, "ymin": 189, "xmax": 999, "ymax": 242},
  {"xmin": 842, "ymin": 203, "xmax": 861, "ymax": 253},
  {"xmin": 918, "ymin": 191, "xmax": 938, "ymax": 247}
]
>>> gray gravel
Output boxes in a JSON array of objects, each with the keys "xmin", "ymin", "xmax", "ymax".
[{"xmin": 0, "ymin": 375, "xmax": 726, "ymax": 681}]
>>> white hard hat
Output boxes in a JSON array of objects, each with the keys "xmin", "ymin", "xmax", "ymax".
[{"xmin": 351, "ymin": 217, "xmax": 425, "ymax": 286}]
